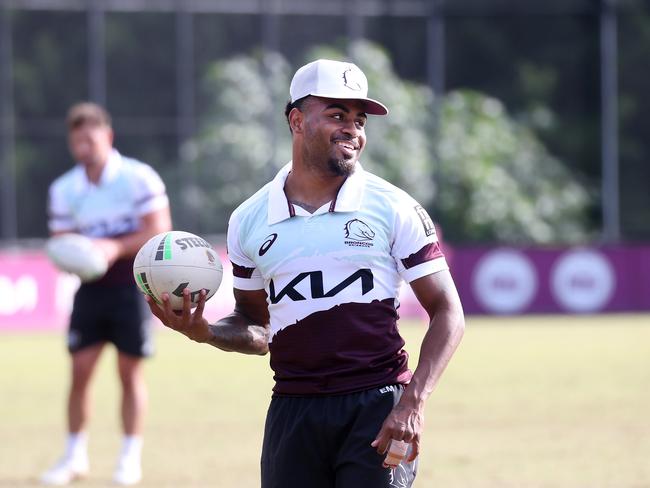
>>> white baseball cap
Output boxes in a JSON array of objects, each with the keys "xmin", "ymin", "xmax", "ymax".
[{"xmin": 289, "ymin": 59, "xmax": 388, "ymax": 116}]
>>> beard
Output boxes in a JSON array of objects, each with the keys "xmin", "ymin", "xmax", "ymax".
[
  {"xmin": 327, "ymin": 156, "xmax": 356, "ymax": 177},
  {"xmin": 301, "ymin": 144, "xmax": 357, "ymax": 178}
]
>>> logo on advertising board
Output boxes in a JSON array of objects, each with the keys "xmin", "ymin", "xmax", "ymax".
[
  {"xmin": 550, "ymin": 249, "xmax": 615, "ymax": 313},
  {"xmin": 472, "ymin": 248, "xmax": 538, "ymax": 314}
]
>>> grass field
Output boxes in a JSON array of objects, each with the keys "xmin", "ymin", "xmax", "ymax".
[{"xmin": 1, "ymin": 314, "xmax": 649, "ymax": 488}]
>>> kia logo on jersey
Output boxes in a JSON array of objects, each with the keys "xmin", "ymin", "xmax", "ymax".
[
  {"xmin": 269, "ymin": 269, "xmax": 374, "ymax": 304},
  {"xmin": 259, "ymin": 233, "xmax": 278, "ymax": 256}
]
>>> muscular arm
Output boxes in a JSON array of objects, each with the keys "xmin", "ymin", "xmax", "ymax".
[
  {"xmin": 146, "ymin": 287, "xmax": 270, "ymax": 356},
  {"xmin": 400, "ymin": 270, "xmax": 465, "ymax": 409},
  {"xmin": 372, "ymin": 269, "xmax": 465, "ymax": 459},
  {"xmin": 204, "ymin": 289, "xmax": 270, "ymax": 355}
]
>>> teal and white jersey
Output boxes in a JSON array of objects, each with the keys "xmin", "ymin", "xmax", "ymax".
[
  {"xmin": 48, "ymin": 149, "xmax": 168, "ymax": 237},
  {"xmin": 227, "ymin": 162, "xmax": 448, "ymax": 395},
  {"xmin": 48, "ymin": 149, "xmax": 168, "ymax": 286}
]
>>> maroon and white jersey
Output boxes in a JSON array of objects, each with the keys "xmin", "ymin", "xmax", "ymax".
[{"xmin": 227, "ymin": 162, "xmax": 448, "ymax": 395}]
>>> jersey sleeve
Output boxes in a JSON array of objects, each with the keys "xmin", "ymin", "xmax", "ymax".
[
  {"xmin": 132, "ymin": 163, "xmax": 169, "ymax": 216},
  {"xmin": 391, "ymin": 197, "xmax": 449, "ymax": 283},
  {"xmin": 226, "ymin": 212, "xmax": 265, "ymax": 291},
  {"xmin": 47, "ymin": 181, "xmax": 76, "ymax": 233}
]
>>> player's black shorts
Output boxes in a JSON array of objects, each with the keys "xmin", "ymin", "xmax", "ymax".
[
  {"xmin": 261, "ymin": 384, "xmax": 418, "ymax": 488},
  {"xmin": 68, "ymin": 283, "xmax": 154, "ymax": 358}
]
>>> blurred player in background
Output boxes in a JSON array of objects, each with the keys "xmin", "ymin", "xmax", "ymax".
[
  {"xmin": 41, "ymin": 102, "xmax": 172, "ymax": 486},
  {"xmin": 147, "ymin": 60, "xmax": 464, "ymax": 488}
]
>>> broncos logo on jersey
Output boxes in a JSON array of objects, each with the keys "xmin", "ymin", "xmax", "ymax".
[{"xmin": 344, "ymin": 219, "xmax": 375, "ymax": 242}]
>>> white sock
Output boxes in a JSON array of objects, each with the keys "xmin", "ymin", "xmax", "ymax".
[
  {"xmin": 65, "ymin": 432, "xmax": 88, "ymax": 461},
  {"xmin": 119, "ymin": 435, "xmax": 143, "ymax": 463}
]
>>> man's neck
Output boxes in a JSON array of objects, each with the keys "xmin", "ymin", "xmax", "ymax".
[
  {"xmin": 83, "ymin": 157, "xmax": 108, "ymax": 185},
  {"xmin": 284, "ymin": 163, "xmax": 347, "ymax": 212}
]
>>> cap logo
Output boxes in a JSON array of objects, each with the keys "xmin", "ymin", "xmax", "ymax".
[{"xmin": 342, "ymin": 68, "xmax": 363, "ymax": 92}]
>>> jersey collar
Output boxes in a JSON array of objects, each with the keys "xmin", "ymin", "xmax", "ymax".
[{"xmin": 267, "ymin": 161, "xmax": 366, "ymax": 225}]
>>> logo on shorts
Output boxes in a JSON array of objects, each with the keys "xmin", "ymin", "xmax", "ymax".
[
  {"xmin": 379, "ymin": 385, "xmax": 398, "ymax": 394},
  {"xmin": 344, "ymin": 219, "xmax": 375, "ymax": 248},
  {"xmin": 389, "ymin": 464, "xmax": 411, "ymax": 488},
  {"xmin": 259, "ymin": 233, "xmax": 278, "ymax": 256}
]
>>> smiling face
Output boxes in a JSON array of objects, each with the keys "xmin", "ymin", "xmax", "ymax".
[{"xmin": 291, "ymin": 97, "xmax": 368, "ymax": 177}]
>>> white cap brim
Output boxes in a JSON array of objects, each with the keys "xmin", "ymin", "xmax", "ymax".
[{"xmin": 305, "ymin": 94, "xmax": 388, "ymax": 116}]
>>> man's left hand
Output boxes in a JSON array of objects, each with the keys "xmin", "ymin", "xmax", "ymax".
[{"xmin": 371, "ymin": 401, "xmax": 423, "ymax": 463}]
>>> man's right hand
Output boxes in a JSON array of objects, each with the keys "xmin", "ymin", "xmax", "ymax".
[{"xmin": 145, "ymin": 287, "xmax": 213, "ymax": 343}]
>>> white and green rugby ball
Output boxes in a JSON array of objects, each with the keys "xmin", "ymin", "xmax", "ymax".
[{"xmin": 133, "ymin": 231, "xmax": 223, "ymax": 311}]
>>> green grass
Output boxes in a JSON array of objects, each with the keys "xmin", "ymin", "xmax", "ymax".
[{"xmin": 1, "ymin": 315, "xmax": 649, "ymax": 487}]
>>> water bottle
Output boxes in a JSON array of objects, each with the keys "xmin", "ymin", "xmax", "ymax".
[{"xmin": 384, "ymin": 440, "xmax": 409, "ymax": 468}]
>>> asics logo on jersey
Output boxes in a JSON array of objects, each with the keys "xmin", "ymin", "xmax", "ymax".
[
  {"xmin": 269, "ymin": 269, "xmax": 374, "ymax": 304},
  {"xmin": 259, "ymin": 233, "xmax": 278, "ymax": 256}
]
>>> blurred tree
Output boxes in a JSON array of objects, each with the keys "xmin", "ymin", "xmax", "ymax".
[
  {"xmin": 185, "ymin": 41, "xmax": 593, "ymax": 243},
  {"xmin": 180, "ymin": 51, "xmax": 293, "ymax": 233},
  {"xmin": 10, "ymin": 11, "xmax": 88, "ymax": 238},
  {"xmin": 444, "ymin": 14, "xmax": 601, "ymax": 237},
  {"xmin": 618, "ymin": 7, "xmax": 650, "ymax": 240},
  {"xmin": 435, "ymin": 90, "xmax": 592, "ymax": 243},
  {"xmin": 5, "ymin": 6, "xmax": 647, "ymax": 241}
]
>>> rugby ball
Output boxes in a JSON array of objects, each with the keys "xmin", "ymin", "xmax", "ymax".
[
  {"xmin": 133, "ymin": 231, "xmax": 223, "ymax": 311},
  {"xmin": 45, "ymin": 233, "xmax": 109, "ymax": 282}
]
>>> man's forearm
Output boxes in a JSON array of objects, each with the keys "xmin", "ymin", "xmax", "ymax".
[
  {"xmin": 204, "ymin": 312, "xmax": 270, "ymax": 355},
  {"xmin": 400, "ymin": 306, "xmax": 465, "ymax": 408}
]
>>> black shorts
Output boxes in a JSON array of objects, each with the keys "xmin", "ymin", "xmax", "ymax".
[
  {"xmin": 68, "ymin": 283, "xmax": 154, "ymax": 358},
  {"xmin": 261, "ymin": 385, "xmax": 418, "ymax": 488}
]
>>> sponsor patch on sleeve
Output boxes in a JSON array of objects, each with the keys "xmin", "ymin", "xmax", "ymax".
[{"xmin": 414, "ymin": 205, "xmax": 436, "ymax": 236}]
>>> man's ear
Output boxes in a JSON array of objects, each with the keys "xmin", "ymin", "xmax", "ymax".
[{"xmin": 289, "ymin": 107, "xmax": 304, "ymax": 134}]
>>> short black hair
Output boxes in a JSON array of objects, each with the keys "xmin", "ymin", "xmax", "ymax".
[{"xmin": 284, "ymin": 96, "xmax": 311, "ymax": 133}]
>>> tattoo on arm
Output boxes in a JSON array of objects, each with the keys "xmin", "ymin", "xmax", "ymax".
[{"xmin": 205, "ymin": 315, "xmax": 270, "ymax": 355}]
